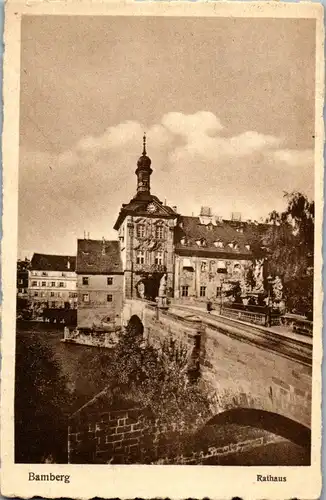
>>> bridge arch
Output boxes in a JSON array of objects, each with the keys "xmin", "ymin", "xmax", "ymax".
[
  {"xmin": 202, "ymin": 408, "xmax": 311, "ymax": 448},
  {"xmin": 125, "ymin": 314, "xmax": 144, "ymax": 340}
]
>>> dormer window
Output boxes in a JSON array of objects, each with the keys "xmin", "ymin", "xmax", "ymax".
[
  {"xmin": 245, "ymin": 244, "xmax": 250, "ymax": 251},
  {"xmin": 214, "ymin": 240, "xmax": 224, "ymax": 248},
  {"xmin": 201, "ymin": 238, "xmax": 207, "ymax": 247},
  {"xmin": 228, "ymin": 242, "xmax": 234, "ymax": 249},
  {"xmin": 180, "ymin": 237, "xmax": 186, "ymax": 246},
  {"xmin": 196, "ymin": 239, "xmax": 201, "ymax": 247}
]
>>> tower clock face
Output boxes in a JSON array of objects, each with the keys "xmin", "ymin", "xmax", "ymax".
[{"xmin": 147, "ymin": 203, "xmax": 157, "ymax": 213}]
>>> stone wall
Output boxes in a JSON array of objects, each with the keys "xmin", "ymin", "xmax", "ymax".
[
  {"xmin": 200, "ymin": 322, "xmax": 312, "ymax": 429},
  {"xmin": 68, "ymin": 402, "xmax": 291, "ymax": 465},
  {"xmin": 68, "ymin": 407, "xmax": 144, "ymax": 464},
  {"xmin": 122, "ymin": 300, "xmax": 312, "ymax": 430}
]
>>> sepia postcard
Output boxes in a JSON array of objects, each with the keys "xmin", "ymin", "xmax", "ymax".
[{"xmin": 1, "ymin": 0, "xmax": 324, "ymax": 498}]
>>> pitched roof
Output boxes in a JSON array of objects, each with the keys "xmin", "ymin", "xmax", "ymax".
[
  {"xmin": 77, "ymin": 239, "xmax": 123, "ymax": 274},
  {"xmin": 31, "ymin": 253, "xmax": 76, "ymax": 272},
  {"xmin": 174, "ymin": 216, "xmax": 267, "ymax": 258},
  {"xmin": 113, "ymin": 192, "xmax": 177, "ymax": 230}
]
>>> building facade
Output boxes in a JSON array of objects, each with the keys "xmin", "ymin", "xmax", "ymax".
[
  {"xmin": 28, "ymin": 253, "xmax": 77, "ymax": 312},
  {"xmin": 173, "ymin": 212, "xmax": 258, "ymax": 301},
  {"xmin": 76, "ymin": 238, "xmax": 123, "ymax": 329},
  {"xmin": 111, "ymin": 135, "xmax": 263, "ymax": 304},
  {"xmin": 114, "ymin": 135, "xmax": 177, "ymax": 301},
  {"xmin": 17, "ymin": 258, "xmax": 30, "ymax": 301}
]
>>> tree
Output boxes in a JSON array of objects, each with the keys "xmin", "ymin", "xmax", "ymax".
[
  {"xmin": 15, "ymin": 338, "xmax": 73, "ymax": 463},
  {"xmin": 85, "ymin": 316, "xmax": 212, "ymax": 462},
  {"xmin": 264, "ymin": 192, "xmax": 314, "ymax": 315}
]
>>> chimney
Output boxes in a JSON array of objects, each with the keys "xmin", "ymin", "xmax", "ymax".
[
  {"xmin": 200, "ymin": 206, "xmax": 212, "ymax": 217},
  {"xmin": 67, "ymin": 257, "xmax": 71, "ymax": 270},
  {"xmin": 102, "ymin": 237, "xmax": 106, "ymax": 255},
  {"xmin": 172, "ymin": 206, "xmax": 177, "ymax": 213},
  {"xmin": 84, "ymin": 230, "xmax": 86, "ymax": 239}
]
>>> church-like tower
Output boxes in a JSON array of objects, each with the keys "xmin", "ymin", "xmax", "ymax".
[
  {"xmin": 113, "ymin": 135, "xmax": 177, "ymax": 300},
  {"xmin": 135, "ymin": 134, "xmax": 153, "ymax": 195}
]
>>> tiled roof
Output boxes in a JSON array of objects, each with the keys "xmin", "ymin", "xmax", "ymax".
[
  {"xmin": 174, "ymin": 216, "xmax": 267, "ymax": 258},
  {"xmin": 77, "ymin": 239, "xmax": 123, "ymax": 274},
  {"xmin": 31, "ymin": 253, "xmax": 76, "ymax": 272}
]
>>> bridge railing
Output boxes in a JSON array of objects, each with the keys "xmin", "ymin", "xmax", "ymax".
[
  {"xmin": 221, "ymin": 303, "xmax": 281, "ymax": 328},
  {"xmin": 281, "ymin": 314, "xmax": 313, "ymax": 337}
]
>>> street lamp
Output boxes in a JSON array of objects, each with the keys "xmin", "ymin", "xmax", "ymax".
[
  {"xmin": 219, "ymin": 279, "xmax": 224, "ymax": 315},
  {"xmin": 266, "ymin": 275, "xmax": 274, "ymax": 327}
]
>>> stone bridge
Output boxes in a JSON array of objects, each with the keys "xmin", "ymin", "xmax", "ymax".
[{"xmin": 121, "ymin": 298, "xmax": 312, "ymax": 447}]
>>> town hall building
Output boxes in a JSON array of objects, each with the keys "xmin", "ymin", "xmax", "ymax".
[{"xmin": 75, "ymin": 135, "xmax": 264, "ymax": 329}]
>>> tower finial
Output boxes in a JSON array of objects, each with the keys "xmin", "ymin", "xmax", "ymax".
[{"xmin": 142, "ymin": 132, "xmax": 147, "ymax": 156}]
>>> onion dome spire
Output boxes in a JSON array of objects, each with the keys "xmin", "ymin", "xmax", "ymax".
[
  {"xmin": 136, "ymin": 132, "xmax": 152, "ymax": 195},
  {"xmin": 142, "ymin": 132, "xmax": 147, "ymax": 156}
]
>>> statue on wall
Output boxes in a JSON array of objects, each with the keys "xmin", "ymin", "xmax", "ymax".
[
  {"xmin": 254, "ymin": 259, "xmax": 264, "ymax": 293},
  {"xmin": 137, "ymin": 280, "xmax": 145, "ymax": 299},
  {"xmin": 159, "ymin": 273, "xmax": 167, "ymax": 297}
]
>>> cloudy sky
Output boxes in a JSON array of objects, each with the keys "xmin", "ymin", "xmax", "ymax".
[{"xmin": 19, "ymin": 15, "xmax": 315, "ymax": 258}]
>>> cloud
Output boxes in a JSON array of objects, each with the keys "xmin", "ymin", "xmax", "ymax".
[
  {"xmin": 273, "ymin": 148, "xmax": 314, "ymax": 167},
  {"xmin": 18, "ymin": 111, "xmax": 314, "ymax": 257},
  {"xmin": 162, "ymin": 111, "xmax": 223, "ymax": 138}
]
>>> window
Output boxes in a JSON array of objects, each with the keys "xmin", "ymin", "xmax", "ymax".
[
  {"xmin": 107, "ymin": 277, "xmax": 113, "ymax": 286},
  {"xmin": 51, "ymin": 301, "xmax": 56, "ymax": 308},
  {"xmin": 50, "ymin": 292, "xmax": 55, "ymax": 297},
  {"xmin": 42, "ymin": 272, "xmax": 48, "ymax": 276},
  {"xmin": 62, "ymin": 272, "xmax": 66, "ymax": 277},
  {"xmin": 107, "ymin": 294, "xmax": 113, "ymax": 302},
  {"xmin": 51, "ymin": 281, "xmax": 56, "ymax": 287},
  {"xmin": 181, "ymin": 286, "xmax": 189, "ymax": 297},
  {"xmin": 200, "ymin": 286, "xmax": 206, "ymax": 297},
  {"xmin": 34, "ymin": 291, "xmax": 38, "ymax": 297},
  {"xmin": 137, "ymin": 224, "xmax": 145, "ymax": 238},
  {"xmin": 136, "ymin": 251, "xmax": 145, "ymax": 264},
  {"xmin": 18, "ymin": 279, "xmax": 23, "ymax": 285},
  {"xmin": 216, "ymin": 286, "xmax": 221, "ymax": 297},
  {"xmin": 214, "ymin": 240, "xmax": 224, "ymax": 248},
  {"xmin": 83, "ymin": 293, "xmax": 90, "ymax": 303},
  {"xmin": 82, "ymin": 277, "xmax": 89, "ymax": 286},
  {"xmin": 209, "ymin": 261, "xmax": 216, "ymax": 273},
  {"xmin": 59, "ymin": 282, "xmax": 64, "ymax": 287},
  {"xmin": 155, "ymin": 225, "xmax": 164, "ymax": 239},
  {"xmin": 155, "ymin": 252, "xmax": 163, "ymax": 265},
  {"xmin": 31, "ymin": 281, "xmax": 37, "ymax": 287},
  {"xmin": 41, "ymin": 281, "xmax": 46, "ymax": 287},
  {"xmin": 58, "ymin": 292, "xmax": 62, "ymax": 298},
  {"xmin": 18, "ymin": 288, "xmax": 22, "ymax": 293},
  {"xmin": 69, "ymin": 292, "xmax": 78, "ymax": 298}
]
